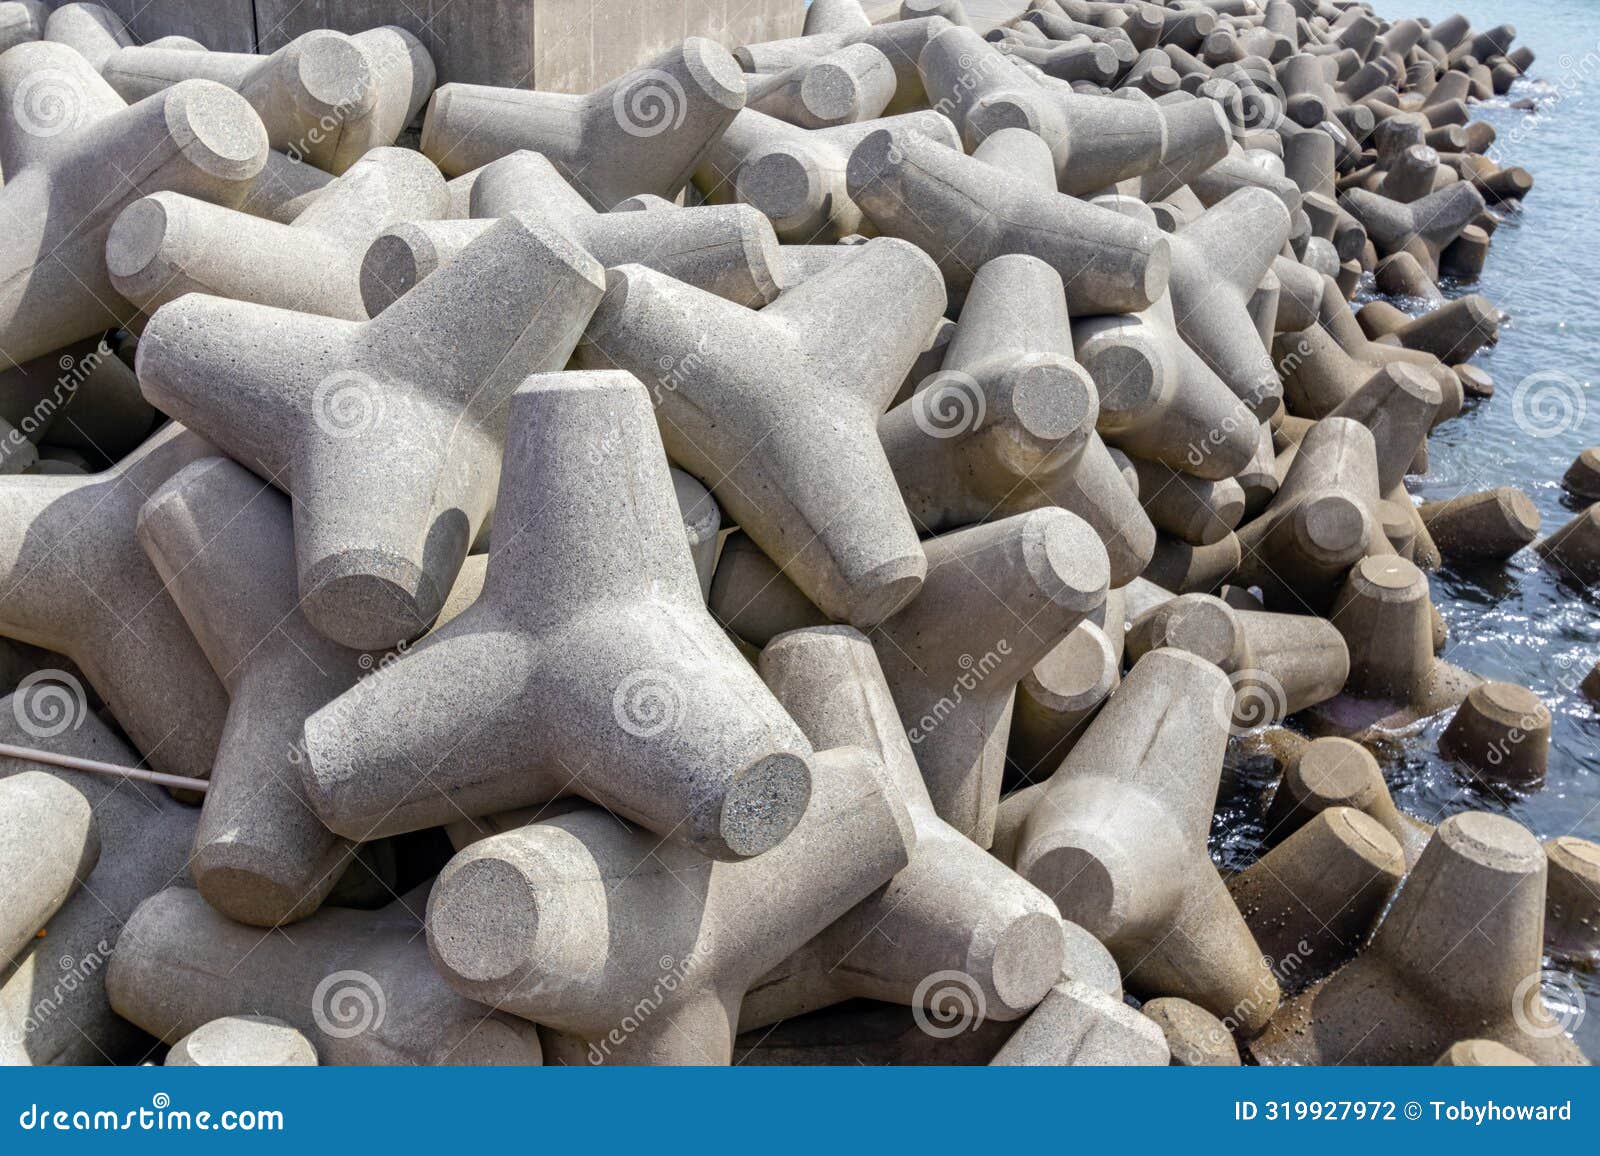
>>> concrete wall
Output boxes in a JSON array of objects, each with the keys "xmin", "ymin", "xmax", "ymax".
[{"xmin": 70, "ymin": 0, "xmax": 805, "ymax": 91}]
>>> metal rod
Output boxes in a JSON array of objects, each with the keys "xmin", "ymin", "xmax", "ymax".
[{"xmin": 0, "ymin": 742, "xmax": 210, "ymax": 793}]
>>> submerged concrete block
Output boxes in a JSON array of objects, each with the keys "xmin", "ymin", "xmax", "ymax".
[
  {"xmin": 108, "ymin": 886, "xmax": 543, "ymax": 1065},
  {"xmin": 1544, "ymin": 836, "xmax": 1600, "ymax": 961},
  {"xmin": 0, "ymin": 424, "xmax": 228, "ymax": 780},
  {"xmin": 101, "ymin": 27, "xmax": 434, "ymax": 175},
  {"xmin": 166, "ymin": 1016, "xmax": 318, "ymax": 1067},
  {"xmin": 426, "ymin": 744, "xmax": 913, "ymax": 1065},
  {"xmin": 0, "ymin": 41, "xmax": 268, "ymax": 365},
  {"xmin": 745, "ymin": 626, "xmax": 1063, "ymax": 1028},
  {"xmin": 1010, "ymin": 649, "xmax": 1280, "ymax": 1031},
  {"xmin": 1439, "ymin": 682, "xmax": 1552, "ymax": 787},
  {"xmin": 360, "ymin": 149, "xmax": 782, "ymax": 314},
  {"xmin": 421, "ymin": 39, "xmax": 746, "ymax": 209},
  {"xmin": 301, "ymin": 371, "xmax": 814, "ymax": 862},
  {"xmin": 1249, "ymin": 812, "xmax": 1588, "ymax": 1065},
  {"xmin": 1264, "ymin": 736, "xmax": 1432, "ymax": 868},
  {"xmin": 137, "ymin": 213, "xmax": 605, "ymax": 651},
  {"xmin": 579, "ymin": 238, "xmax": 944, "ymax": 627}
]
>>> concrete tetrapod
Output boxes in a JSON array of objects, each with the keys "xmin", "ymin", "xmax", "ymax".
[
  {"xmin": 136, "ymin": 213, "xmax": 605, "ymax": 651},
  {"xmin": 420, "ymin": 39, "xmax": 746, "ymax": 208},
  {"xmin": 1307, "ymin": 554, "xmax": 1479, "ymax": 739},
  {"xmin": 1234, "ymin": 416, "xmax": 1385, "ymax": 613},
  {"xmin": 1007, "ymin": 588, "xmax": 1125, "ymax": 778},
  {"xmin": 0, "ymin": 40, "xmax": 268, "ymax": 365},
  {"xmin": 109, "ymin": 146, "xmax": 448, "ymax": 322},
  {"xmin": 1439, "ymin": 681, "xmax": 1552, "ymax": 787},
  {"xmin": 1142, "ymin": 998, "xmax": 1241, "ymax": 1066},
  {"xmin": 165, "ymin": 1016, "xmax": 319, "ymax": 1067},
  {"xmin": 1123, "ymin": 592, "xmax": 1349, "ymax": 728},
  {"xmin": 746, "ymin": 42, "xmax": 896, "ymax": 129},
  {"xmin": 1072, "ymin": 197, "xmax": 1260, "ymax": 479},
  {"xmin": 1227, "ymin": 807, "xmax": 1406, "ymax": 985},
  {"xmin": 1340, "ymin": 182, "xmax": 1485, "ymax": 278},
  {"xmin": 735, "ymin": 16, "xmax": 948, "ymax": 115},
  {"xmin": 845, "ymin": 119, "xmax": 1171, "ymax": 315},
  {"xmin": 1544, "ymin": 836, "xmax": 1600, "ymax": 961},
  {"xmin": 990, "ymin": 979, "xmax": 1170, "ymax": 1066},
  {"xmin": 100, "ymin": 26, "xmax": 434, "ymax": 175},
  {"xmin": 108, "ymin": 886, "xmax": 544, "ymax": 1066},
  {"xmin": 694, "ymin": 107, "xmax": 962, "ymax": 243},
  {"xmin": 0, "ymin": 700, "xmax": 198, "ymax": 1064},
  {"xmin": 1248, "ymin": 812, "xmax": 1588, "ymax": 1065},
  {"xmin": 0, "ymin": 771, "xmax": 97, "ymax": 966},
  {"xmin": 577, "ymin": 238, "xmax": 944, "ymax": 627},
  {"xmin": 1263, "ymin": 736, "xmax": 1433, "ymax": 868},
  {"xmin": 426, "ymin": 744, "xmax": 914, "ymax": 1066},
  {"xmin": 878, "ymin": 252, "xmax": 1098, "ymax": 533},
  {"xmin": 1535, "ymin": 503, "xmax": 1600, "ymax": 586},
  {"xmin": 741, "ymin": 626, "xmax": 1064, "ymax": 1029},
  {"xmin": 0, "ymin": 423, "xmax": 228, "ymax": 780},
  {"xmin": 135, "ymin": 456, "xmax": 376, "ymax": 927},
  {"xmin": 1010, "ymin": 649, "xmax": 1282, "ymax": 1032},
  {"xmin": 301, "ymin": 371, "xmax": 814, "ymax": 861},
  {"xmin": 1418, "ymin": 488, "xmax": 1540, "ymax": 562},
  {"xmin": 873, "ymin": 509, "xmax": 1109, "ymax": 845},
  {"xmin": 359, "ymin": 149, "xmax": 783, "ymax": 314},
  {"xmin": 0, "ymin": 335, "xmax": 154, "ymax": 466},
  {"xmin": 0, "ymin": 1, "xmax": 44, "ymax": 54},
  {"xmin": 1166, "ymin": 186, "xmax": 1293, "ymax": 417}
]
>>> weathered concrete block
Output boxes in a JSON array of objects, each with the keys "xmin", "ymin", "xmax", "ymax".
[
  {"xmin": 165, "ymin": 1016, "xmax": 318, "ymax": 1066},
  {"xmin": 0, "ymin": 40, "xmax": 268, "ymax": 365},
  {"xmin": 0, "ymin": 770, "xmax": 97, "ymax": 966},
  {"xmin": 578, "ymin": 238, "xmax": 943, "ymax": 627},
  {"xmin": 300, "ymin": 371, "xmax": 814, "ymax": 861},
  {"xmin": 990, "ymin": 979, "xmax": 1169, "ymax": 1066},
  {"xmin": 108, "ymin": 886, "xmax": 543, "ymax": 1065},
  {"xmin": 137, "ymin": 213, "xmax": 604, "ymax": 650}
]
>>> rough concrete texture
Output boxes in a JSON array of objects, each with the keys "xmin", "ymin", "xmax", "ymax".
[
  {"xmin": 744, "ymin": 625, "xmax": 1063, "ymax": 1027},
  {"xmin": 746, "ymin": 42, "xmax": 895, "ymax": 128},
  {"xmin": 1265, "ymin": 736, "xmax": 1433, "ymax": 868},
  {"xmin": 136, "ymin": 456, "xmax": 370, "ymax": 927},
  {"xmin": 110, "ymin": 146, "xmax": 448, "ymax": 321},
  {"xmin": 1439, "ymin": 681, "xmax": 1552, "ymax": 787},
  {"xmin": 300, "ymin": 372, "xmax": 814, "ymax": 862},
  {"xmin": 421, "ymin": 38, "xmax": 746, "ymax": 208},
  {"xmin": 136, "ymin": 213, "xmax": 605, "ymax": 651},
  {"xmin": 1009, "ymin": 649, "xmax": 1281, "ymax": 1031},
  {"xmin": 1141, "ymin": 997, "xmax": 1240, "ymax": 1066},
  {"xmin": 101, "ymin": 26, "xmax": 434, "ymax": 175},
  {"xmin": 0, "ymin": 40, "xmax": 268, "ymax": 365},
  {"xmin": 426, "ymin": 744, "xmax": 912, "ymax": 1065},
  {"xmin": 1544, "ymin": 836, "xmax": 1600, "ymax": 960},
  {"xmin": 108, "ymin": 885, "xmax": 544, "ymax": 1065},
  {"xmin": 0, "ymin": 770, "xmax": 97, "ymax": 965},
  {"xmin": 0, "ymin": 700, "xmax": 198, "ymax": 1064},
  {"xmin": 1418, "ymin": 487, "xmax": 1540, "ymax": 562},
  {"xmin": 165, "ymin": 1015, "xmax": 318, "ymax": 1066},
  {"xmin": 990, "ymin": 979, "xmax": 1169, "ymax": 1065},
  {"xmin": 360, "ymin": 148, "xmax": 783, "ymax": 314},
  {"xmin": 1249, "ymin": 813, "xmax": 1588, "ymax": 1065},
  {"xmin": 0, "ymin": 424, "xmax": 228, "ymax": 780},
  {"xmin": 578, "ymin": 238, "xmax": 944, "ymax": 627}
]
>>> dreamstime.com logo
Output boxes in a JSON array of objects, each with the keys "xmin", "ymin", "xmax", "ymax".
[
  {"xmin": 311, "ymin": 969, "xmax": 387, "ymax": 1039},
  {"xmin": 1512, "ymin": 969, "xmax": 1587, "ymax": 1039},
  {"xmin": 912, "ymin": 969, "xmax": 986, "ymax": 1038},
  {"xmin": 1220, "ymin": 668, "xmax": 1288, "ymax": 734},
  {"xmin": 912, "ymin": 371, "xmax": 987, "ymax": 439},
  {"xmin": 613, "ymin": 69, "xmax": 687, "ymax": 138},
  {"xmin": 313, "ymin": 370, "xmax": 386, "ymax": 439},
  {"xmin": 11, "ymin": 669, "xmax": 88, "ymax": 739},
  {"xmin": 16, "ymin": 1093, "xmax": 283, "ymax": 1133},
  {"xmin": 1511, "ymin": 370, "xmax": 1586, "ymax": 439},
  {"xmin": 612, "ymin": 669, "xmax": 686, "ymax": 738},
  {"xmin": 12, "ymin": 68, "xmax": 85, "ymax": 138}
]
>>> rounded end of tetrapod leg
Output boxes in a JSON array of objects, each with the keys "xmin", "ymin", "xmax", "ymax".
[
  {"xmin": 302, "ymin": 548, "xmax": 444, "ymax": 651},
  {"xmin": 714, "ymin": 750, "xmax": 814, "ymax": 859},
  {"xmin": 681, "ymin": 36, "xmax": 748, "ymax": 111},
  {"xmin": 161, "ymin": 79, "xmax": 270, "ymax": 185}
]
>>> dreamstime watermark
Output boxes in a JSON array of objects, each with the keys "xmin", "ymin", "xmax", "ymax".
[
  {"xmin": 286, "ymin": 639, "xmax": 411, "ymax": 767},
  {"xmin": 1220, "ymin": 668, "xmax": 1289, "ymax": 734},
  {"xmin": 311, "ymin": 969, "xmax": 387, "ymax": 1039},
  {"xmin": 16, "ymin": 1092, "xmax": 283, "ymax": 1132},
  {"xmin": 911, "ymin": 370, "xmax": 986, "ymax": 439},
  {"xmin": 613, "ymin": 69, "xmax": 687, "ymax": 138},
  {"xmin": 1511, "ymin": 969, "xmax": 1586, "ymax": 1039},
  {"xmin": 653, "ymin": 333, "xmax": 711, "ymax": 403},
  {"xmin": 586, "ymin": 944, "xmax": 711, "ymax": 1064},
  {"xmin": 12, "ymin": 68, "xmax": 85, "ymax": 138},
  {"xmin": 1, "ymin": 939, "xmax": 114, "ymax": 1051},
  {"xmin": 1510, "ymin": 369, "xmax": 1586, "ymax": 439},
  {"xmin": 11, "ymin": 669, "xmax": 88, "ymax": 740},
  {"xmin": 906, "ymin": 642, "xmax": 1013, "ymax": 744},
  {"xmin": 911, "ymin": 969, "xmax": 986, "ymax": 1038},
  {"xmin": 612, "ymin": 669, "xmax": 685, "ymax": 738},
  {"xmin": 0, "ymin": 339, "xmax": 112, "ymax": 470},
  {"xmin": 312, "ymin": 369, "xmax": 386, "ymax": 439},
  {"xmin": 1205, "ymin": 940, "xmax": 1315, "ymax": 1049}
]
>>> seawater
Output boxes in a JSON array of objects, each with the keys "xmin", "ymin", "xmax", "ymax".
[{"xmin": 1212, "ymin": 0, "xmax": 1600, "ymax": 1059}]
